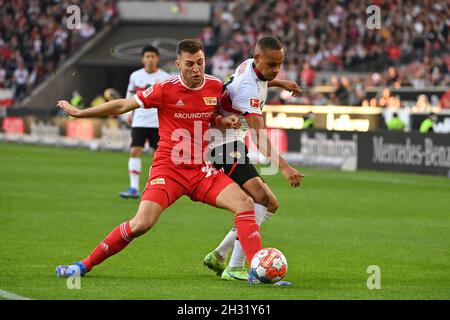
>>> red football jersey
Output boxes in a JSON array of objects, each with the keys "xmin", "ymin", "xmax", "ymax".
[{"xmin": 135, "ymin": 74, "xmax": 223, "ymax": 167}]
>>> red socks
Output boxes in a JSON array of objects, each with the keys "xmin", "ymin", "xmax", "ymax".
[
  {"xmin": 234, "ymin": 210, "xmax": 262, "ymax": 266},
  {"xmin": 82, "ymin": 221, "xmax": 134, "ymax": 272},
  {"xmin": 80, "ymin": 212, "xmax": 261, "ymax": 272}
]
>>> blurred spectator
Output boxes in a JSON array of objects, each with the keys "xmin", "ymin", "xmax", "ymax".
[
  {"xmin": 302, "ymin": 112, "xmax": 315, "ymax": 129},
  {"xmin": 386, "ymin": 112, "xmax": 405, "ymax": 131},
  {"xmin": 300, "ymin": 62, "xmax": 315, "ymax": 87},
  {"xmin": 90, "ymin": 94, "xmax": 106, "ymax": 107},
  {"xmin": 440, "ymin": 88, "xmax": 450, "ymax": 109},
  {"xmin": 413, "ymin": 94, "xmax": 432, "ymax": 112},
  {"xmin": 0, "ymin": 61, "xmax": 6, "ymax": 88},
  {"xmin": 377, "ymin": 88, "xmax": 401, "ymax": 108},
  {"xmin": 386, "ymin": 67, "xmax": 399, "ymax": 86},
  {"xmin": 13, "ymin": 61, "xmax": 28, "ymax": 100},
  {"xmin": 211, "ymin": 47, "xmax": 234, "ymax": 80},
  {"xmin": 104, "ymin": 88, "xmax": 121, "ymax": 101},
  {"xmin": 419, "ymin": 113, "xmax": 436, "ymax": 133},
  {"xmin": 70, "ymin": 90, "xmax": 84, "ymax": 109}
]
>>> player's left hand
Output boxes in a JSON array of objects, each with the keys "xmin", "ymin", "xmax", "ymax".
[
  {"xmin": 280, "ymin": 80, "xmax": 302, "ymax": 97},
  {"xmin": 281, "ymin": 164, "xmax": 306, "ymax": 188},
  {"xmin": 222, "ymin": 115, "xmax": 241, "ymax": 129}
]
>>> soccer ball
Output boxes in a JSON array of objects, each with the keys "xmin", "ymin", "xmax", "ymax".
[{"xmin": 250, "ymin": 248, "xmax": 288, "ymax": 283}]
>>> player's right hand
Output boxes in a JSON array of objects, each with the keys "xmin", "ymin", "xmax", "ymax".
[
  {"xmin": 126, "ymin": 113, "xmax": 133, "ymax": 126},
  {"xmin": 222, "ymin": 115, "xmax": 241, "ymax": 129},
  {"xmin": 280, "ymin": 164, "xmax": 305, "ymax": 188},
  {"xmin": 56, "ymin": 100, "xmax": 81, "ymax": 117}
]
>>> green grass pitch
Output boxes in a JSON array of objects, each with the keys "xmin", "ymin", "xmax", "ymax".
[{"xmin": 1, "ymin": 142, "xmax": 449, "ymax": 299}]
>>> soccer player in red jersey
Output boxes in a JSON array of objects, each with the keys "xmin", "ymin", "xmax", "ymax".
[{"xmin": 55, "ymin": 39, "xmax": 266, "ymax": 283}]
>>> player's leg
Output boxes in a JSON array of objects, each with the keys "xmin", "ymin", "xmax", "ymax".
[
  {"xmin": 120, "ymin": 128, "xmax": 145, "ymax": 199},
  {"xmin": 148, "ymin": 127, "xmax": 160, "ymax": 151},
  {"xmin": 226, "ymin": 177, "xmax": 278, "ymax": 275},
  {"xmin": 243, "ymin": 178, "xmax": 279, "ymax": 216},
  {"xmin": 55, "ymin": 200, "xmax": 164, "ymax": 277},
  {"xmin": 204, "ymin": 143, "xmax": 263, "ymax": 278},
  {"xmin": 56, "ymin": 172, "xmax": 184, "ymax": 278},
  {"xmin": 200, "ymin": 175, "xmax": 262, "ymax": 270},
  {"xmin": 202, "ymin": 146, "xmax": 236, "ymax": 274}
]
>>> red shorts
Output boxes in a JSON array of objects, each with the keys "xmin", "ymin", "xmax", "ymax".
[{"xmin": 141, "ymin": 163, "xmax": 234, "ymax": 209}]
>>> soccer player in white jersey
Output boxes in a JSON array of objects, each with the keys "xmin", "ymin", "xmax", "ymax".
[
  {"xmin": 204, "ymin": 36, "xmax": 305, "ymax": 280},
  {"xmin": 120, "ymin": 46, "xmax": 171, "ymax": 199}
]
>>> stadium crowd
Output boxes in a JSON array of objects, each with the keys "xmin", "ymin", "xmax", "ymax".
[
  {"xmin": 0, "ymin": 0, "xmax": 117, "ymax": 102},
  {"xmin": 1, "ymin": 0, "xmax": 449, "ymax": 109},
  {"xmin": 202, "ymin": 0, "xmax": 450, "ymax": 107}
]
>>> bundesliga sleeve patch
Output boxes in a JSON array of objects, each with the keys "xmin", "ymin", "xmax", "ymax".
[{"xmin": 249, "ymin": 98, "xmax": 260, "ymax": 108}]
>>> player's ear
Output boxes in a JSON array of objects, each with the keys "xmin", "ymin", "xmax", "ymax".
[
  {"xmin": 254, "ymin": 52, "xmax": 260, "ymax": 63},
  {"xmin": 175, "ymin": 59, "xmax": 181, "ymax": 70}
]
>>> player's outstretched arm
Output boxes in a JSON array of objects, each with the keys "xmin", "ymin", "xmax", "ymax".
[
  {"xmin": 247, "ymin": 116, "xmax": 305, "ymax": 187},
  {"xmin": 268, "ymin": 79, "xmax": 302, "ymax": 97},
  {"xmin": 56, "ymin": 97, "xmax": 139, "ymax": 118}
]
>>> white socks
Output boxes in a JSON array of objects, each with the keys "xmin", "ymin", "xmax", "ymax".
[
  {"xmin": 254, "ymin": 203, "xmax": 272, "ymax": 225},
  {"xmin": 228, "ymin": 240, "xmax": 246, "ymax": 269},
  {"xmin": 214, "ymin": 227, "xmax": 237, "ymax": 260},
  {"xmin": 128, "ymin": 157, "xmax": 142, "ymax": 191}
]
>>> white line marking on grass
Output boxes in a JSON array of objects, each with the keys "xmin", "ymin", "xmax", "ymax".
[{"xmin": 0, "ymin": 289, "xmax": 32, "ymax": 300}]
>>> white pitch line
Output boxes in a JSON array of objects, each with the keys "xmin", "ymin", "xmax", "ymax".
[{"xmin": 0, "ymin": 289, "xmax": 32, "ymax": 300}]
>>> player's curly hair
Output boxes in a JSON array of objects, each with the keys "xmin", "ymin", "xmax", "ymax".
[{"xmin": 176, "ymin": 38, "xmax": 204, "ymax": 56}]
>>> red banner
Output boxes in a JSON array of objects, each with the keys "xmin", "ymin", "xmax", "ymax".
[
  {"xmin": 2, "ymin": 117, "xmax": 25, "ymax": 134},
  {"xmin": 66, "ymin": 119, "xmax": 95, "ymax": 140}
]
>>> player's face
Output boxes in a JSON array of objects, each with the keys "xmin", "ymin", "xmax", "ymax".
[
  {"xmin": 142, "ymin": 52, "xmax": 159, "ymax": 73},
  {"xmin": 254, "ymin": 48, "xmax": 284, "ymax": 81},
  {"xmin": 176, "ymin": 50, "xmax": 205, "ymax": 88}
]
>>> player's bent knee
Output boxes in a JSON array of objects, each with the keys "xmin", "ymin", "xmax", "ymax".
[
  {"xmin": 253, "ymin": 190, "xmax": 271, "ymax": 207},
  {"xmin": 234, "ymin": 194, "xmax": 254, "ymax": 213},
  {"xmin": 130, "ymin": 201, "xmax": 163, "ymax": 236},
  {"xmin": 131, "ymin": 218, "xmax": 154, "ymax": 236}
]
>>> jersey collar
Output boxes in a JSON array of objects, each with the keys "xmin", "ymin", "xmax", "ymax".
[
  {"xmin": 178, "ymin": 75, "xmax": 206, "ymax": 91},
  {"xmin": 252, "ymin": 62, "xmax": 267, "ymax": 81},
  {"xmin": 144, "ymin": 68, "xmax": 159, "ymax": 75}
]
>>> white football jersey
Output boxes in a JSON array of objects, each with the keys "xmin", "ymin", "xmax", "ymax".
[
  {"xmin": 126, "ymin": 68, "xmax": 171, "ymax": 128},
  {"xmin": 210, "ymin": 58, "xmax": 268, "ymax": 148}
]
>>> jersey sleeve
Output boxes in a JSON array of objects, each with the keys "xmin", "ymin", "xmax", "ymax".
[
  {"xmin": 134, "ymin": 82, "xmax": 163, "ymax": 109},
  {"xmin": 126, "ymin": 73, "xmax": 135, "ymax": 98},
  {"xmin": 230, "ymin": 82, "xmax": 263, "ymax": 118}
]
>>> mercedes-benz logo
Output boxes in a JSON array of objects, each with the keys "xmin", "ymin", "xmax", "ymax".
[{"xmin": 112, "ymin": 37, "xmax": 179, "ymax": 62}]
